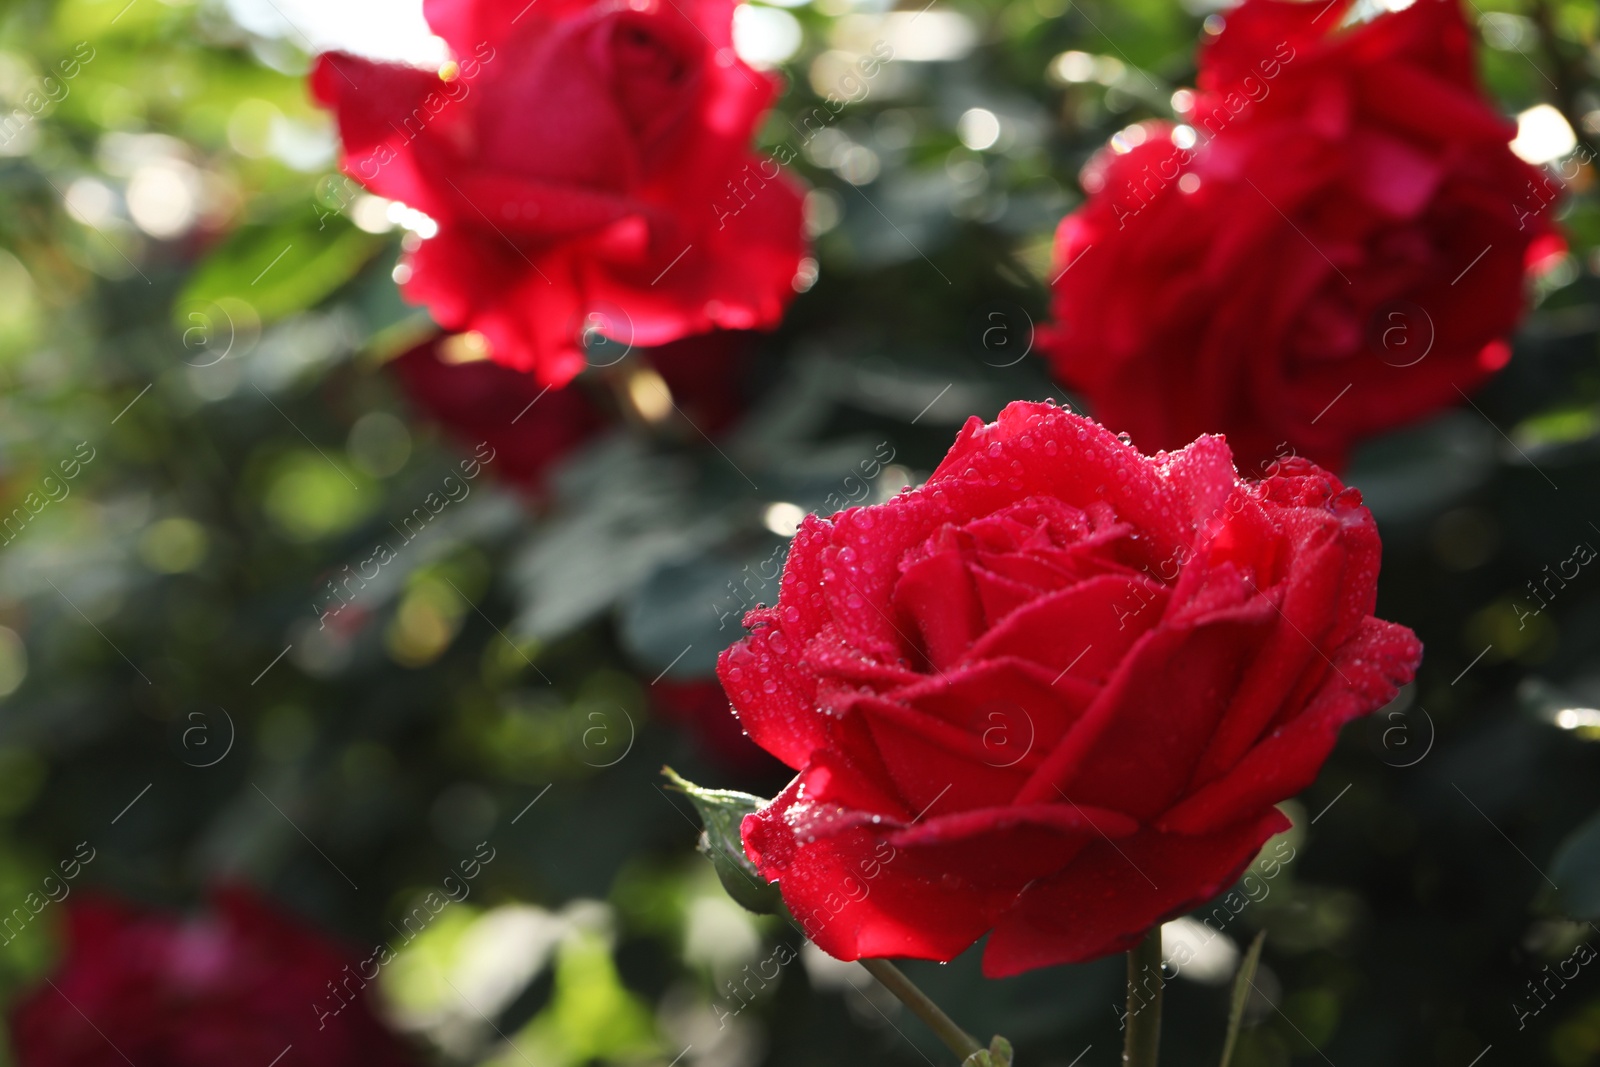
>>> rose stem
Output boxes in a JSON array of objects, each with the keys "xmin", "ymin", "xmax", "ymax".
[
  {"xmin": 1123, "ymin": 927, "xmax": 1164, "ymax": 1067},
  {"xmin": 859, "ymin": 958, "xmax": 984, "ymax": 1061}
]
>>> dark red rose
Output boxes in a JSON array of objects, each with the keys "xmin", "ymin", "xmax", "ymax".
[
  {"xmin": 718, "ymin": 401, "xmax": 1421, "ymax": 975},
  {"xmin": 389, "ymin": 336, "xmax": 605, "ymax": 489},
  {"xmin": 1041, "ymin": 0, "xmax": 1553, "ymax": 471},
  {"xmin": 643, "ymin": 329, "xmax": 754, "ymax": 437},
  {"xmin": 10, "ymin": 887, "xmax": 417, "ymax": 1066},
  {"xmin": 313, "ymin": 0, "xmax": 808, "ymax": 387},
  {"xmin": 390, "ymin": 329, "xmax": 754, "ymax": 488}
]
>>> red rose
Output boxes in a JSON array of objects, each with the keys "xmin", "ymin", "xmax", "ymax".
[
  {"xmin": 1041, "ymin": 0, "xmax": 1553, "ymax": 471},
  {"xmin": 718, "ymin": 401, "xmax": 1421, "ymax": 975},
  {"xmin": 313, "ymin": 0, "xmax": 808, "ymax": 387},
  {"xmin": 390, "ymin": 336, "xmax": 606, "ymax": 489},
  {"xmin": 10, "ymin": 888, "xmax": 417, "ymax": 1067}
]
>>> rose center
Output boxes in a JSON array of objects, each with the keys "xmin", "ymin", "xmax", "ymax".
[{"xmin": 608, "ymin": 15, "xmax": 697, "ymax": 141}]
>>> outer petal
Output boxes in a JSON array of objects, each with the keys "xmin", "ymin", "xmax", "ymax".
[
  {"xmin": 981, "ymin": 808, "xmax": 1290, "ymax": 976},
  {"xmin": 311, "ymin": 53, "xmax": 458, "ymax": 217},
  {"xmin": 1197, "ymin": 0, "xmax": 1351, "ymax": 98},
  {"xmin": 580, "ymin": 160, "xmax": 807, "ymax": 346},
  {"xmin": 1159, "ymin": 616, "xmax": 1422, "ymax": 833},
  {"xmin": 402, "ymin": 231, "xmax": 592, "ymax": 386},
  {"xmin": 745, "ymin": 770, "xmax": 1135, "ymax": 962}
]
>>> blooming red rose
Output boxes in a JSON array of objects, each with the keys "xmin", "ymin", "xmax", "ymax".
[
  {"xmin": 10, "ymin": 887, "xmax": 417, "ymax": 1067},
  {"xmin": 313, "ymin": 0, "xmax": 808, "ymax": 387},
  {"xmin": 718, "ymin": 401, "xmax": 1421, "ymax": 975},
  {"xmin": 1041, "ymin": 0, "xmax": 1553, "ymax": 471}
]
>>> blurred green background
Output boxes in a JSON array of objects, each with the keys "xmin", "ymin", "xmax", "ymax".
[{"xmin": 2, "ymin": 0, "xmax": 1600, "ymax": 1064}]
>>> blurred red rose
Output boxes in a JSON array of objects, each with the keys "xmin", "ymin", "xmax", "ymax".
[
  {"xmin": 652, "ymin": 677, "xmax": 789, "ymax": 777},
  {"xmin": 642, "ymin": 329, "xmax": 754, "ymax": 437},
  {"xmin": 389, "ymin": 329, "xmax": 755, "ymax": 488},
  {"xmin": 389, "ymin": 337, "xmax": 605, "ymax": 490},
  {"xmin": 313, "ymin": 0, "xmax": 808, "ymax": 387},
  {"xmin": 1041, "ymin": 0, "xmax": 1554, "ymax": 471},
  {"xmin": 10, "ymin": 887, "xmax": 417, "ymax": 1067},
  {"xmin": 719, "ymin": 401, "xmax": 1421, "ymax": 975}
]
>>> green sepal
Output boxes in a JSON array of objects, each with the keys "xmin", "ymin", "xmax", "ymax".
[{"xmin": 662, "ymin": 766, "xmax": 782, "ymax": 915}]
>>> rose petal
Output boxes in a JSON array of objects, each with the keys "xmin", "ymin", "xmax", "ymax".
[
  {"xmin": 1159, "ymin": 617, "xmax": 1421, "ymax": 833},
  {"xmin": 981, "ymin": 808, "xmax": 1290, "ymax": 975}
]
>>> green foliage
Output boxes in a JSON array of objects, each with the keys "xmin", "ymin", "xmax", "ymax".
[
  {"xmin": 663, "ymin": 767, "xmax": 782, "ymax": 916},
  {"xmin": 1219, "ymin": 932, "xmax": 1265, "ymax": 1067},
  {"xmin": 178, "ymin": 215, "xmax": 386, "ymax": 325},
  {"xmin": 0, "ymin": 0, "xmax": 1598, "ymax": 1065}
]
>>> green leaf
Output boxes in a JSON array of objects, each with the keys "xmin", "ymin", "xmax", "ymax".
[
  {"xmin": 1220, "ymin": 931, "xmax": 1267, "ymax": 1067},
  {"xmin": 662, "ymin": 766, "xmax": 781, "ymax": 915},
  {"xmin": 177, "ymin": 214, "xmax": 385, "ymax": 325},
  {"xmin": 1552, "ymin": 807, "xmax": 1600, "ymax": 918}
]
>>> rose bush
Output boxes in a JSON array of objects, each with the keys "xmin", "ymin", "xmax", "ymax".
[
  {"xmin": 313, "ymin": 0, "xmax": 808, "ymax": 386},
  {"xmin": 9, "ymin": 887, "xmax": 417, "ymax": 1066},
  {"xmin": 718, "ymin": 401, "xmax": 1422, "ymax": 975},
  {"xmin": 1040, "ymin": 0, "xmax": 1556, "ymax": 471}
]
